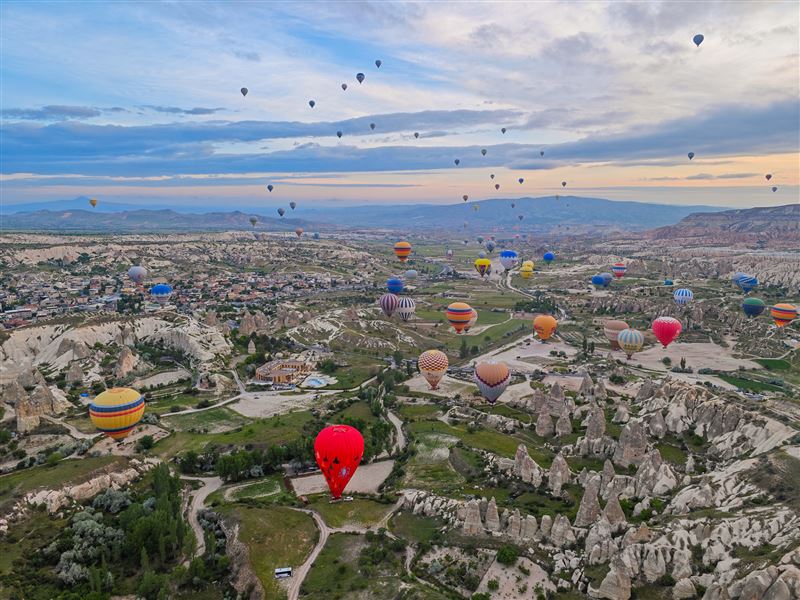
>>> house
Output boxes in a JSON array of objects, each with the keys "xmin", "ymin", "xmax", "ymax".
[{"xmin": 255, "ymin": 359, "xmax": 312, "ymax": 385}]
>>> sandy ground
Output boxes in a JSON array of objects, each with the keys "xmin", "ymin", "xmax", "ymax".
[
  {"xmin": 404, "ymin": 373, "xmax": 477, "ymax": 398},
  {"xmin": 542, "ymin": 375, "xmax": 585, "ymax": 392},
  {"xmin": 476, "ymin": 556, "xmax": 555, "ymax": 598},
  {"xmin": 93, "ymin": 423, "xmax": 170, "ymax": 456},
  {"xmin": 132, "ymin": 368, "xmax": 190, "ymax": 389},
  {"xmin": 229, "ymin": 390, "xmax": 328, "ymax": 418},
  {"xmin": 290, "ymin": 460, "xmax": 395, "ymax": 496},
  {"xmin": 494, "ymin": 381, "xmax": 534, "ymax": 405},
  {"xmin": 632, "ymin": 342, "xmax": 760, "ymax": 373},
  {"xmin": 476, "ymin": 335, "xmax": 578, "ymax": 372}
]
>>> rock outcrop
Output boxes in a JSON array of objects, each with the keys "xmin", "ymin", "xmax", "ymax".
[
  {"xmin": 613, "ymin": 420, "xmax": 648, "ymax": 467},
  {"xmin": 114, "ymin": 346, "xmax": 139, "ymax": 379}
]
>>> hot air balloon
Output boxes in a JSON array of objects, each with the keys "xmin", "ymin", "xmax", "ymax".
[
  {"xmin": 127, "ymin": 266, "xmax": 147, "ymax": 285},
  {"xmin": 394, "ymin": 241, "xmax": 412, "ymax": 262},
  {"xmin": 772, "ymin": 187, "xmax": 778, "ymax": 192},
  {"xmin": 603, "ymin": 320, "xmax": 630, "ymax": 350},
  {"xmin": 600, "ymin": 272, "xmax": 613, "ymax": 286},
  {"xmin": 405, "ymin": 269, "xmax": 418, "ymax": 281},
  {"xmin": 464, "ymin": 309, "xmax": 478, "ymax": 332},
  {"xmin": 732, "ymin": 273, "xmax": 758, "ymax": 293},
  {"xmin": 617, "ymin": 328, "xmax": 645, "ymax": 360},
  {"xmin": 765, "ymin": 174, "xmax": 772, "ymax": 181},
  {"xmin": 387, "ymin": 278, "xmax": 404, "ymax": 294},
  {"xmin": 533, "ymin": 314, "xmax": 557, "ymax": 341},
  {"xmin": 341, "ymin": 83, "xmax": 348, "ymax": 91},
  {"xmin": 519, "ymin": 263, "xmax": 533, "ymax": 279},
  {"xmin": 454, "ymin": 159, "xmax": 460, "ymax": 166},
  {"xmin": 369, "ymin": 123, "xmax": 376, "ymax": 131},
  {"xmin": 474, "ymin": 258, "xmax": 492, "ymax": 278},
  {"xmin": 521, "ymin": 260, "xmax": 534, "ymax": 270},
  {"xmin": 652, "ymin": 316, "xmax": 682, "ymax": 348},
  {"xmin": 591, "ymin": 274, "xmax": 608, "ymax": 288},
  {"xmin": 418, "ymin": 350, "xmax": 448, "ymax": 390},
  {"xmin": 295, "ymin": 227, "xmax": 304, "ymax": 238},
  {"xmin": 89, "ymin": 387, "xmax": 145, "ymax": 440},
  {"xmin": 494, "ymin": 184, "xmax": 500, "ymax": 191},
  {"xmin": 313, "ymin": 232, "xmax": 320, "ymax": 240},
  {"xmin": 336, "ymin": 131, "xmax": 343, "ymax": 138},
  {"xmin": 314, "ymin": 424, "xmax": 364, "ymax": 500},
  {"xmin": 543, "ymin": 251, "xmax": 555, "ymax": 263},
  {"xmin": 308, "ymin": 100, "xmax": 316, "ymax": 108},
  {"xmin": 673, "ymin": 288, "xmax": 694, "ymax": 306},
  {"xmin": 414, "ymin": 132, "xmax": 419, "ymax": 139},
  {"xmin": 518, "ymin": 178, "xmax": 524, "ymax": 184},
  {"xmin": 688, "ymin": 152, "xmax": 694, "ymax": 160},
  {"xmin": 446, "ymin": 302, "xmax": 473, "ymax": 334},
  {"xmin": 561, "ymin": 181, "xmax": 567, "ymax": 188},
  {"xmin": 463, "ymin": 195, "xmax": 469, "ymax": 202},
  {"xmin": 240, "ymin": 87, "xmax": 248, "ymax": 97},
  {"xmin": 477, "ymin": 236, "xmax": 484, "ymax": 244},
  {"xmin": 742, "ymin": 297, "xmax": 766, "ymax": 318},
  {"xmin": 693, "ymin": 34, "xmax": 704, "ymax": 47},
  {"xmin": 267, "ymin": 184, "xmax": 274, "ymax": 192},
  {"xmin": 499, "ymin": 250, "xmax": 518, "ymax": 270},
  {"xmin": 446, "ymin": 249, "xmax": 454, "ymax": 259},
  {"xmin": 379, "ymin": 293, "xmax": 399, "ymax": 317},
  {"xmin": 474, "ymin": 361, "xmax": 510, "ymax": 405},
  {"xmin": 501, "ymin": 127, "xmax": 507, "ymax": 134},
  {"xmin": 540, "ymin": 150, "xmax": 545, "ymax": 157},
  {"xmin": 290, "ymin": 201, "xmax": 297, "ymax": 210},
  {"xmin": 375, "ymin": 59, "xmax": 382, "ymax": 68},
  {"xmin": 150, "ymin": 283, "xmax": 173, "ymax": 305},
  {"xmin": 249, "ymin": 216, "xmax": 258, "ymax": 228},
  {"xmin": 89, "ymin": 198, "xmax": 98, "ymax": 208},
  {"xmin": 486, "ymin": 240, "xmax": 496, "ymax": 253},
  {"xmin": 517, "ymin": 214, "xmax": 523, "ymax": 221},
  {"xmin": 356, "ymin": 72, "xmax": 365, "ymax": 83},
  {"xmin": 278, "ymin": 208, "xmax": 285, "ymax": 217},
  {"xmin": 611, "ymin": 263, "xmax": 627, "ymax": 278},
  {"xmin": 770, "ymin": 303, "xmax": 797, "ymax": 327},
  {"xmin": 664, "ymin": 278, "xmax": 674, "ymax": 286},
  {"xmin": 396, "ymin": 297, "xmax": 416, "ymax": 322},
  {"xmin": 481, "ymin": 149, "xmax": 487, "ymax": 156},
  {"xmin": 490, "ymin": 174, "xmax": 495, "ymax": 179}
]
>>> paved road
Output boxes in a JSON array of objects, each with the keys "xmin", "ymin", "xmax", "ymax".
[{"xmin": 181, "ymin": 476, "xmax": 223, "ymax": 558}]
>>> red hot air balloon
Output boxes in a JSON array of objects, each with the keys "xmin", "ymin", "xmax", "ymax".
[
  {"xmin": 652, "ymin": 317, "xmax": 682, "ymax": 348},
  {"xmin": 314, "ymin": 425, "xmax": 364, "ymax": 499}
]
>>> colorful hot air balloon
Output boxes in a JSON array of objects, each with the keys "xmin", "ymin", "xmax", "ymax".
[
  {"xmin": 499, "ymin": 249, "xmax": 518, "ymax": 271},
  {"xmin": 742, "ymin": 297, "xmax": 766, "ymax": 318},
  {"xmin": 652, "ymin": 316, "xmax": 682, "ymax": 348},
  {"xmin": 518, "ymin": 178, "xmax": 524, "ymax": 184},
  {"xmin": 89, "ymin": 198, "xmax": 98, "ymax": 208},
  {"xmin": 543, "ymin": 251, "xmax": 555, "ymax": 263},
  {"xmin": 611, "ymin": 263, "xmax": 627, "ymax": 278},
  {"xmin": 673, "ymin": 288, "xmax": 694, "ymax": 306},
  {"xmin": 89, "ymin": 387, "xmax": 145, "ymax": 441},
  {"xmin": 617, "ymin": 328, "xmax": 645, "ymax": 360},
  {"xmin": 387, "ymin": 278, "xmax": 404, "ymax": 294},
  {"xmin": 394, "ymin": 241, "xmax": 412, "ymax": 262},
  {"xmin": 240, "ymin": 87, "xmax": 248, "ymax": 97},
  {"xmin": 405, "ymin": 269, "xmax": 418, "ymax": 281},
  {"xmin": 446, "ymin": 302, "xmax": 473, "ymax": 334},
  {"xmin": 474, "ymin": 258, "xmax": 492, "ymax": 278},
  {"xmin": 150, "ymin": 283, "xmax": 173, "ymax": 305},
  {"xmin": 396, "ymin": 297, "xmax": 416, "ymax": 322},
  {"xmin": 533, "ymin": 314, "xmax": 557, "ymax": 341},
  {"xmin": 474, "ymin": 361, "xmax": 510, "ymax": 405},
  {"xmin": 693, "ymin": 34, "xmax": 704, "ymax": 47},
  {"xmin": 688, "ymin": 152, "xmax": 695, "ymax": 160},
  {"xmin": 600, "ymin": 272, "xmax": 613, "ymax": 286},
  {"xmin": 770, "ymin": 303, "xmax": 797, "ymax": 327},
  {"xmin": 295, "ymin": 227, "xmax": 304, "ymax": 238},
  {"xmin": 127, "ymin": 266, "xmax": 147, "ymax": 285},
  {"xmin": 519, "ymin": 261, "xmax": 534, "ymax": 279},
  {"xmin": 603, "ymin": 320, "xmax": 630, "ymax": 350},
  {"xmin": 278, "ymin": 208, "xmax": 285, "ymax": 217},
  {"xmin": 379, "ymin": 293, "xmax": 399, "ymax": 317},
  {"xmin": 464, "ymin": 309, "xmax": 478, "ymax": 332},
  {"xmin": 418, "ymin": 350, "xmax": 448, "ymax": 390},
  {"xmin": 314, "ymin": 424, "xmax": 364, "ymax": 500},
  {"xmin": 733, "ymin": 273, "xmax": 758, "ymax": 293},
  {"xmin": 290, "ymin": 201, "xmax": 297, "ymax": 210}
]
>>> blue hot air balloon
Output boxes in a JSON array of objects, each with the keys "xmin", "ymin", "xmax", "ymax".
[
  {"xmin": 150, "ymin": 283, "xmax": 173, "ymax": 305},
  {"xmin": 600, "ymin": 272, "xmax": 614, "ymax": 286},
  {"xmin": 308, "ymin": 100, "xmax": 316, "ymax": 108},
  {"xmin": 267, "ymin": 184, "xmax": 274, "ymax": 192},
  {"xmin": 591, "ymin": 274, "xmax": 609, "ymax": 288},
  {"xmin": 664, "ymin": 278, "xmax": 674, "ymax": 286},
  {"xmin": 693, "ymin": 34, "xmax": 704, "ymax": 47},
  {"xmin": 375, "ymin": 59, "xmax": 382, "ymax": 68},
  {"xmin": 387, "ymin": 278, "xmax": 404, "ymax": 294},
  {"xmin": 486, "ymin": 240, "xmax": 496, "ymax": 253},
  {"xmin": 356, "ymin": 72, "xmax": 365, "ymax": 84},
  {"xmin": 674, "ymin": 288, "xmax": 694, "ymax": 306},
  {"xmin": 688, "ymin": 152, "xmax": 695, "ymax": 160},
  {"xmin": 742, "ymin": 298, "xmax": 766, "ymax": 318},
  {"xmin": 543, "ymin": 251, "xmax": 555, "ymax": 263},
  {"xmin": 499, "ymin": 250, "xmax": 518, "ymax": 271},
  {"xmin": 732, "ymin": 273, "xmax": 758, "ymax": 293}
]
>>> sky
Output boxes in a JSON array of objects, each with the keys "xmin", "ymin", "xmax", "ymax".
[{"xmin": 1, "ymin": 0, "xmax": 798, "ymax": 210}]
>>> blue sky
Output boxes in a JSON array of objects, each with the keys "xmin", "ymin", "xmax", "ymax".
[{"xmin": 1, "ymin": 1, "xmax": 798, "ymax": 208}]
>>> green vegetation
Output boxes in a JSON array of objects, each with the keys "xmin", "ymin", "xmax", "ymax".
[
  {"xmin": 230, "ymin": 475, "xmax": 284, "ymax": 500},
  {"xmin": 656, "ymin": 442, "xmax": 687, "ymax": 465},
  {"xmin": 307, "ymin": 496, "xmax": 394, "ymax": 528},
  {"xmin": 754, "ymin": 358, "xmax": 791, "ymax": 371},
  {"xmin": 390, "ymin": 511, "xmax": 444, "ymax": 545},
  {"xmin": 161, "ymin": 406, "xmax": 248, "ymax": 432},
  {"xmin": 397, "ymin": 403, "xmax": 442, "ymax": 421},
  {"xmin": 717, "ymin": 374, "xmax": 784, "ymax": 393}
]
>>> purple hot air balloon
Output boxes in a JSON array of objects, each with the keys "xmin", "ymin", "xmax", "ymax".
[{"xmin": 379, "ymin": 293, "xmax": 399, "ymax": 317}]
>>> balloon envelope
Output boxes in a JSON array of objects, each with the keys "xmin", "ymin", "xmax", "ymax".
[
  {"xmin": 464, "ymin": 308, "xmax": 478, "ymax": 332},
  {"xmin": 533, "ymin": 314, "xmax": 557, "ymax": 340},
  {"xmin": 733, "ymin": 273, "xmax": 758, "ymax": 293},
  {"xmin": 652, "ymin": 316, "xmax": 682, "ymax": 348},
  {"xmin": 375, "ymin": 59, "xmax": 382, "ymax": 68},
  {"xmin": 127, "ymin": 266, "xmax": 147, "ymax": 284},
  {"xmin": 267, "ymin": 184, "xmax": 274, "ymax": 192},
  {"xmin": 617, "ymin": 328, "xmax": 645, "ymax": 359},
  {"xmin": 150, "ymin": 283, "xmax": 173, "ymax": 305},
  {"xmin": 240, "ymin": 87, "xmax": 248, "ymax": 97},
  {"xmin": 591, "ymin": 274, "xmax": 608, "ymax": 288},
  {"xmin": 674, "ymin": 288, "xmax": 694, "ymax": 306},
  {"xmin": 446, "ymin": 302, "xmax": 473, "ymax": 334},
  {"xmin": 290, "ymin": 201, "xmax": 297, "ymax": 210},
  {"xmin": 418, "ymin": 350, "xmax": 448, "ymax": 390},
  {"xmin": 393, "ymin": 241, "xmax": 412, "ymax": 262},
  {"xmin": 387, "ymin": 278, "xmax": 404, "ymax": 294},
  {"xmin": 693, "ymin": 34, "xmax": 704, "ymax": 46},
  {"xmin": 770, "ymin": 303, "xmax": 797, "ymax": 327},
  {"xmin": 379, "ymin": 293, "xmax": 399, "ymax": 317},
  {"xmin": 543, "ymin": 251, "xmax": 555, "ymax": 263},
  {"xmin": 90, "ymin": 387, "xmax": 145, "ymax": 440},
  {"xmin": 295, "ymin": 227, "xmax": 304, "ymax": 237},
  {"xmin": 688, "ymin": 152, "xmax": 695, "ymax": 160},
  {"xmin": 308, "ymin": 100, "xmax": 315, "ymax": 108},
  {"xmin": 404, "ymin": 269, "xmax": 418, "ymax": 281},
  {"xmin": 603, "ymin": 320, "xmax": 630, "ymax": 350},
  {"xmin": 742, "ymin": 297, "xmax": 766, "ymax": 318},
  {"xmin": 356, "ymin": 72, "xmax": 365, "ymax": 83},
  {"xmin": 474, "ymin": 258, "xmax": 492, "ymax": 277},
  {"xmin": 485, "ymin": 240, "xmax": 496, "ymax": 253},
  {"xmin": 278, "ymin": 208, "xmax": 285, "ymax": 217},
  {"xmin": 396, "ymin": 296, "xmax": 416, "ymax": 322},
  {"xmin": 499, "ymin": 250, "xmax": 518, "ymax": 270},
  {"xmin": 474, "ymin": 361, "xmax": 510, "ymax": 404},
  {"xmin": 314, "ymin": 425, "xmax": 364, "ymax": 499},
  {"xmin": 611, "ymin": 263, "xmax": 626, "ymax": 278}
]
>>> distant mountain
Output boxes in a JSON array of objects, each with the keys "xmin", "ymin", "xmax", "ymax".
[
  {"xmin": 0, "ymin": 196, "xmax": 729, "ymax": 233},
  {"xmin": 2, "ymin": 197, "xmax": 161, "ymax": 214},
  {"xmin": 649, "ymin": 204, "xmax": 799, "ymax": 244}
]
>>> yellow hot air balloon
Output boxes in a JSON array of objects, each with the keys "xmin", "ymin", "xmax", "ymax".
[
  {"xmin": 533, "ymin": 314, "xmax": 557, "ymax": 341},
  {"xmin": 418, "ymin": 350, "xmax": 449, "ymax": 390},
  {"xmin": 446, "ymin": 302, "xmax": 473, "ymax": 334},
  {"xmin": 394, "ymin": 240, "xmax": 412, "ymax": 262},
  {"xmin": 89, "ymin": 387, "xmax": 145, "ymax": 441},
  {"xmin": 89, "ymin": 198, "xmax": 98, "ymax": 208},
  {"xmin": 617, "ymin": 328, "xmax": 645, "ymax": 360},
  {"xmin": 770, "ymin": 303, "xmax": 797, "ymax": 327},
  {"xmin": 474, "ymin": 257, "xmax": 491, "ymax": 278}
]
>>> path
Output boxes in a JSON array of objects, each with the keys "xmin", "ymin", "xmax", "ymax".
[
  {"xmin": 386, "ymin": 410, "xmax": 406, "ymax": 454},
  {"xmin": 180, "ymin": 476, "xmax": 223, "ymax": 558},
  {"xmin": 41, "ymin": 415, "xmax": 97, "ymax": 440},
  {"xmin": 287, "ymin": 509, "xmax": 329, "ymax": 600}
]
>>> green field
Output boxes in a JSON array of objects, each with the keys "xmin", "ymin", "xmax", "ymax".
[
  {"xmin": 390, "ymin": 511, "xmax": 445, "ymax": 544},
  {"xmin": 755, "ymin": 358, "xmax": 791, "ymax": 371},
  {"xmin": 0, "ymin": 512, "xmax": 67, "ymax": 576},
  {"xmin": 717, "ymin": 374, "xmax": 784, "ymax": 393},
  {"xmin": 230, "ymin": 474, "xmax": 284, "ymax": 500},
  {"xmin": 160, "ymin": 406, "xmax": 249, "ymax": 432},
  {"xmin": 307, "ymin": 496, "xmax": 394, "ymax": 528},
  {"xmin": 397, "ymin": 403, "xmax": 442, "ymax": 421},
  {"xmin": 219, "ymin": 504, "xmax": 317, "ymax": 600},
  {"xmin": 331, "ymin": 400, "xmax": 379, "ymax": 425}
]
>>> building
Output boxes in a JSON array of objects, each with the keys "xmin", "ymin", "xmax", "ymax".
[{"xmin": 255, "ymin": 359, "xmax": 312, "ymax": 385}]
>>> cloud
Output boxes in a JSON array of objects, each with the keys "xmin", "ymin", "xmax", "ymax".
[
  {"xmin": 3, "ymin": 105, "xmax": 103, "ymax": 120},
  {"xmin": 685, "ymin": 172, "xmax": 758, "ymax": 180},
  {"xmin": 141, "ymin": 106, "xmax": 227, "ymax": 115}
]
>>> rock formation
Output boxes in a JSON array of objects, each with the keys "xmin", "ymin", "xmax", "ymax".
[
  {"xmin": 548, "ymin": 453, "xmax": 572, "ymax": 496},
  {"xmin": 613, "ymin": 420, "xmax": 648, "ymax": 467},
  {"xmin": 555, "ymin": 408, "xmax": 573, "ymax": 438},
  {"xmin": 575, "ymin": 474, "xmax": 602, "ymax": 527},
  {"xmin": 16, "ymin": 384, "xmax": 71, "ymax": 432},
  {"xmin": 536, "ymin": 404, "xmax": 555, "ymax": 437},
  {"xmin": 114, "ymin": 346, "xmax": 139, "ymax": 379},
  {"xmin": 513, "ymin": 444, "xmax": 544, "ymax": 487}
]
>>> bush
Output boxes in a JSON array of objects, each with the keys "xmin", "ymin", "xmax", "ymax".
[
  {"xmin": 136, "ymin": 435, "xmax": 155, "ymax": 451},
  {"xmin": 496, "ymin": 544, "xmax": 518, "ymax": 565},
  {"xmin": 487, "ymin": 579, "xmax": 499, "ymax": 591}
]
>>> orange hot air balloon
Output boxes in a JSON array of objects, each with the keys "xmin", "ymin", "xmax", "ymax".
[
  {"xmin": 474, "ymin": 361, "xmax": 510, "ymax": 404},
  {"xmin": 446, "ymin": 302, "xmax": 473, "ymax": 334},
  {"xmin": 393, "ymin": 240, "xmax": 412, "ymax": 262},
  {"xmin": 295, "ymin": 227, "xmax": 304, "ymax": 237},
  {"xmin": 603, "ymin": 320, "xmax": 629, "ymax": 350},
  {"xmin": 418, "ymin": 350, "xmax": 449, "ymax": 390},
  {"xmin": 89, "ymin": 198, "xmax": 98, "ymax": 208},
  {"xmin": 770, "ymin": 303, "xmax": 797, "ymax": 327},
  {"xmin": 533, "ymin": 314, "xmax": 557, "ymax": 341}
]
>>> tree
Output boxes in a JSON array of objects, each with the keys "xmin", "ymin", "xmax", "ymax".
[
  {"xmin": 496, "ymin": 544, "xmax": 518, "ymax": 565},
  {"xmin": 680, "ymin": 357, "xmax": 687, "ymax": 370},
  {"xmin": 459, "ymin": 338, "xmax": 468, "ymax": 359},
  {"xmin": 136, "ymin": 435, "xmax": 155, "ymax": 452}
]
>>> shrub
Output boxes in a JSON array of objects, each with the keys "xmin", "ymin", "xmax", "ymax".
[{"xmin": 496, "ymin": 544, "xmax": 518, "ymax": 565}]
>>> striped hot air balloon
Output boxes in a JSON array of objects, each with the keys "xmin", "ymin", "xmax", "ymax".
[
  {"xmin": 617, "ymin": 328, "xmax": 645, "ymax": 360},
  {"xmin": 463, "ymin": 308, "xmax": 478, "ymax": 332},
  {"xmin": 533, "ymin": 314, "xmax": 557, "ymax": 341},
  {"xmin": 673, "ymin": 288, "xmax": 694, "ymax": 306},
  {"xmin": 770, "ymin": 303, "xmax": 797, "ymax": 327},
  {"xmin": 474, "ymin": 361, "xmax": 510, "ymax": 404},
  {"xmin": 396, "ymin": 296, "xmax": 416, "ymax": 322},
  {"xmin": 446, "ymin": 302, "xmax": 473, "ymax": 334},
  {"xmin": 603, "ymin": 320, "xmax": 629, "ymax": 350},
  {"xmin": 150, "ymin": 283, "xmax": 173, "ymax": 305},
  {"xmin": 379, "ymin": 293, "xmax": 399, "ymax": 317},
  {"xmin": 89, "ymin": 387, "xmax": 145, "ymax": 441},
  {"xmin": 611, "ymin": 263, "xmax": 627, "ymax": 278},
  {"xmin": 474, "ymin": 258, "xmax": 491, "ymax": 278},
  {"xmin": 742, "ymin": 297, "xmax": 766, "ymax": 318},
  {"xmin": 733, "ymin": 273, "xmax": 758, "ymax": 293},
  {"xmin": 393, "ymin": 241, "xmax": 412, "ymax": 262},
  {"xmin": 418, "ymin": 350, "xmax": 449, "ymax": 390},
  {"xmin": 499, "ymin": 250, "xmax": 518, "ymax": 271}
]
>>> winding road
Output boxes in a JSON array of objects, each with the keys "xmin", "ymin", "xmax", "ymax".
[{"xmin": 180, "ymin": 476, "xmax": 223, "ymax": 558}]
